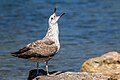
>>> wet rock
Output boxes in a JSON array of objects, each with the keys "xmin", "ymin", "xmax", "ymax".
[
  {"xmin": 28, "ymin": 69, "xmax": 47, "ymax": 80},
  {"xmin": 31, "ymin": 71, "xmax": 110, "ymax": 80},
  {"xmin": 81, "ymin": 51, "xmax": 120, "ymax": 80}
]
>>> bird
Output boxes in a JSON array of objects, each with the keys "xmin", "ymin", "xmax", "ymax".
[{"xmin": 11, "ymin": 7, "xmax": 65, "ymax": 76}]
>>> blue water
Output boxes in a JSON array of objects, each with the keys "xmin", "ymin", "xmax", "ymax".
[{"xmin": 0, "ymin": 0, "xmax": 120, "ymax": 80}]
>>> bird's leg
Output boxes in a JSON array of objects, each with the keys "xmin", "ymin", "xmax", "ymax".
[
  {"xmin": 45, "ymin": 61, "xmax": 49, "ymax": 75},
  {"xmin": 36, "ymin": 62, "xmax": 39, "ymax": 75}
]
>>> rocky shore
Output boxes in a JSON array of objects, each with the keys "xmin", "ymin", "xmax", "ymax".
[
  {"xmin": 28, "ymin": 51, "xmax": 120, "ymax": 80},
  {"xmin": 81, "ymin": 51, "xmax": 120, "ymax": 80},
  {"xmin": 32, "ymin": 72, "xmax": 110, "ymax": 80}
]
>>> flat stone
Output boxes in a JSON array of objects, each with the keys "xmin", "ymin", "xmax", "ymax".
[{"xmin": 30, "ymin": 71, "xmax": 110, "ymax": 80}]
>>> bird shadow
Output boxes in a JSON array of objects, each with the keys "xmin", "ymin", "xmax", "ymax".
[{"xmin": 27, "ymin": 69, "xmax": 66, "ymax": 80}]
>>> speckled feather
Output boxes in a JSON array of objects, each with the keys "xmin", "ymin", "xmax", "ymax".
[
  {"xmin": 11, "ymin": 7, "xmax": 63, "ymax": 63},
  {"xmin": 11, "ymin": 39, "xmax": 58, "ymax": 61}
]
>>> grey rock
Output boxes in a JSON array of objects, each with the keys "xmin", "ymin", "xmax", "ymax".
[{"xmin": 32, "ymin": 72, "xmax": 110, "ymax": 80}]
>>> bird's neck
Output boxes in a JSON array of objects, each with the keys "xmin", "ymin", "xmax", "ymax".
[{"xmin": 44, "ymin": 23, "xmax": 60, "ymax": 45}]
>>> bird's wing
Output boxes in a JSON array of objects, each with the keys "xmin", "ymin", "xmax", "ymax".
[{"xmin": 11, "ymin": 40, "xmax": 58, "ymax": 59}]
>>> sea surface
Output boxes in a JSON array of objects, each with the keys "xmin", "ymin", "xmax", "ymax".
[{"xmin": 0, "ymin": 0, "xmax": 120, "ymax": 80}]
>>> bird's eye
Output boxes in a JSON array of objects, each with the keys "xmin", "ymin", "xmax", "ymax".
[{"xmin": 51, "ymin": 18, "xmax": 53, "ymax": 20}]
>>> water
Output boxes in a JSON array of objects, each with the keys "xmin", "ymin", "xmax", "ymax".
[{"xmin": 0, "ymin": 0, "xmax": 120, "ymax": 80}]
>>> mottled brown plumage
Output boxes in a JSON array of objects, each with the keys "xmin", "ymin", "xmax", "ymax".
[
  {"xmin": 11, "ymin": 7, "xmax": 65, "ymax": 75},
  {"xmin": 11, "ymin": 40, "xmax": 58, "ymax": 62}
]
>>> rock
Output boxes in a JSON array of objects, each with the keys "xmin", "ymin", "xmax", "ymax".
[
  {"xmin": 28, "ymin": 69, "xmax": 47, "ymax": 80},
  {"xmin": 33, "ymin": 72, "xmax": 110, "ymax": 80},
  {"xmin": 81, "ymin": 51, "xmax": 120, "ymax": 80}
]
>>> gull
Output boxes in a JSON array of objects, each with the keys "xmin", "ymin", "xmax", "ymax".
[{"xmin": 11, "ymin": 7, "xmax": 65, "ymax": 75}]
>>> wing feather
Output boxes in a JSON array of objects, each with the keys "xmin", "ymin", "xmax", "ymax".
[{"xmin": 11, "ymin": 40, "xmax": 58, "ymax": 59}]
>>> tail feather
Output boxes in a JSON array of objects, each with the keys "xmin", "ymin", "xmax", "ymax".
[
  {"xmin": 11, "ymin": 47, "xmax": 30, "ymax": 57},
  {"xmin": 11, "ymin": 51, "xmax": 20, "ymax": 57}
]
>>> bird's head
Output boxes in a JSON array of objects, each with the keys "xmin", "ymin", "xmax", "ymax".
[{"xmin": 48, "ymin": 7, "xmax": 65, "ymax": 25}]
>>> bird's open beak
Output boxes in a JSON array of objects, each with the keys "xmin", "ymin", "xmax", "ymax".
[{"xmin": 53, "ymin": 7, "xmax": 65, "ymax": 22}]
